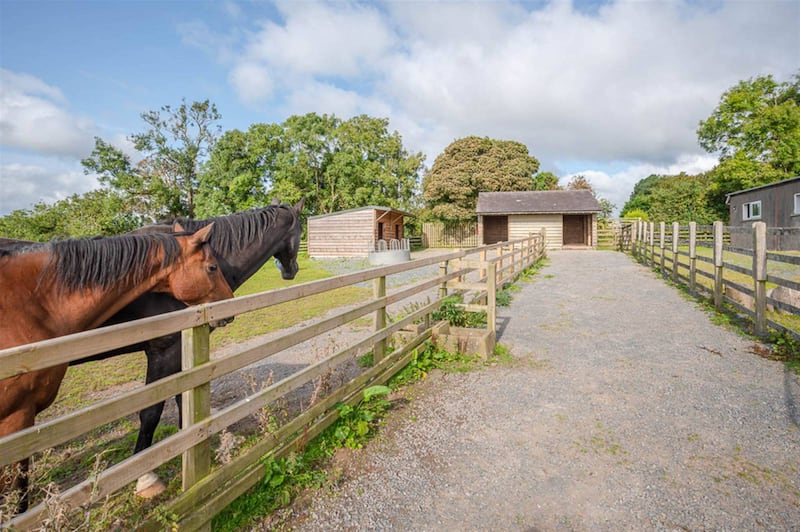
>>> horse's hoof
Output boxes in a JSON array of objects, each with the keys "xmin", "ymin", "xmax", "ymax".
[{"xmin": 135, "ymin": 472, "xmax": 166, "ymax": 499}]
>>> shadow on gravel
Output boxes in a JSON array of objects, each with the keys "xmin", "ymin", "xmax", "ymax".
[
  {"xmin": 495, "ymin": 316, "xmax": 511, "ymax": 339},
  {"xmin": 785, "ymin": 367, "xmax": 800, "ymax": 429}
]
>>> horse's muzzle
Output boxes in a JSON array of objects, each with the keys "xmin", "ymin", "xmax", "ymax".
[{"xmin": 210, "ymin": 316, "xmax": 234, "ymax": 328}]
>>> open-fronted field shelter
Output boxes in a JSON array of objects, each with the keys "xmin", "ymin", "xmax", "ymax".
[{"xmin": 477, "ymin": 190, "xmax": 601, "ymax": 250}]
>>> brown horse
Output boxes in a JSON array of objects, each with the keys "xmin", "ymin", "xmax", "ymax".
[{"xmin": 0, "ymin": 224, "xmax": 234, "ymax": 511}]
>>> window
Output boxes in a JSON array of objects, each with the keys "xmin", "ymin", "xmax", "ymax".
[
  {"xmin": 742, "ymin": 200, "xmax": 761, "ymax": 221},
  {"xmin": 794, "ymin": 193, "xmax": 800, "ymax": 215}
]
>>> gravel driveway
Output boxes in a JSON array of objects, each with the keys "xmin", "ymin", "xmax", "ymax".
[{"xmin": 286, "ymin": 250, "xmax": 800, "ymax": 531}]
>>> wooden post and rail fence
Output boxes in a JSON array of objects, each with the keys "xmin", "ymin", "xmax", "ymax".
[
  {"xmin": 620, "ymin": 219, "xmax": 800, "ymax": 341},
  {"xmin": 0, "ymin": 232, "xmax": 546, "ymax": 530}
]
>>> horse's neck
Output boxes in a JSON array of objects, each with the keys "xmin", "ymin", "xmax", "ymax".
[
  {"xmin": 224, "ymin": 216, "xmax": 293, "ymax": 290},
  {"xmin": 3, "ymin": 250, "xmax": 173, "ymax": 343},
  {"xmin": 230, "ymin": 238, "xmax": 283, "ymax": 289}
]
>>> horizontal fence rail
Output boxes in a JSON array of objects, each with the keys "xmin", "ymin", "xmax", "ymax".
[
  {"xmin": 623, "ymin": 219, "xmax": 799, "ymax": 342},
  {"xmin": 1, "ymin": 231, "xmax": 546, "ymax": 529}
]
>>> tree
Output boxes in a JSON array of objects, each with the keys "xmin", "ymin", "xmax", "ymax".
[
  {"xmin": 196, "ymin": 123, "xmax": 282, "ymax": 217},
  {"xmin": 646, "ymin": 173, "xmax": 716, "ymax": 224},
  {"xmin": 532, "ymin": 171, "xmax": 561, "ymax": 190},
  {"xmin": 698, "ymin": 73, "xmax": 800, "ymax": 217},
  {"xmin": 199, "ymin": 113, "xmax": 424, "ymax": 217},
  {"xmin": 698, "ymin": 73, "xmax": 799, "ymax": 175},
  {"xmin": 620, "ymin": 174, "xmax": 665, "ymax": 217},
  {"xmin": 0, "ymin": 189, "xmax": 142, "ymax": 241},
  {"xmin": 323, "ymin": 115, "xmax": 423, "ymax": 213},
  {"xmin": 598, "ymin": 198, "xmax": 615, "ymax": 220},
  {"xmin": 132, "ymin": 99, "xmax": 221, "ymax": 217},
  {"xmin": 566, "ymin": 174, "xmax": 593, "ymax": 191},
  {"xmin": 422, "ymin": 136, "xmax": 540, "ymax": 223},
  {"xmin": 83, "ymin": 99, "xmax": 222, "ymax": 219}
]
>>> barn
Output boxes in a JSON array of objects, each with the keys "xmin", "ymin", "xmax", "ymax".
[
  {"xmin": 476, "ymin": 190, "xmax": 601, "ymax": 250},
  {"xmin": 726, "ymin": 176, "xmax": 800, "ymax": 250},
  {"xmin": 307, "ymin": 206, "xmax": 411, "ymax": 258}
]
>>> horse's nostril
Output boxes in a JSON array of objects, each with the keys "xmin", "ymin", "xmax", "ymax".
[{"xmin": 210, "ymin": 317, "xmax": 234, "ymax": 328}]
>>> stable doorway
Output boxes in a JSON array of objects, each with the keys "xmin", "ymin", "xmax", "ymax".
[
  {"xmin": 563, "ymin": 215, "xmax": 588, "ymax": 246},
  {"xmin": 483, "ymin": 216, "xmax": 508, "ymax": 244}
]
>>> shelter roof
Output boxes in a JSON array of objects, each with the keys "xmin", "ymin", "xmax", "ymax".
[
  {"xmin": 308, "ymin": 206, "xmax": 414, "ymax": 220},
  {"xmin": 476, "ymin": 190, "xmax": 601, "ymax": 215}
]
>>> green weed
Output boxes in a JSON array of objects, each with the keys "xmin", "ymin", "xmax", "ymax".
[{"xmin": 431, "ymin": 296, "xmax": 486, "ymax": 328}]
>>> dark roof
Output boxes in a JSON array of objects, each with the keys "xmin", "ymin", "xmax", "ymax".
[
  {"xmin": 725, "ymin": 176, "xmax": 800, "ymax": 200},
  {"xmin": 476, "ymin": 190, "xmax": 601, "ymax": 215},
  {"xmin": 308, "ymin": 206, "xmax": 414, "ymax": 220}
]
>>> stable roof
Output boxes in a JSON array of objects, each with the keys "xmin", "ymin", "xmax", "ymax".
[
  {"xmin": 308, "ymin": 205, "xmax": 414, "ymax": 220},
  {"xmin": 476, "ymin": 190, "xmax": 601, "ymax": 215},
  {"xmin": 724, "ymin": 176, "xmax": 800, "ymax": 203}
]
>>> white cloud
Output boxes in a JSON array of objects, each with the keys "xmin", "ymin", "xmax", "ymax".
[
  {"xmin": 381, "ymin": 0, "xmax": 797, "ymax": 166},
  {"xmin": 562, "ymin": 153, "xmax": 720, "ymax": 215},
  {"xmin": 227, "ymin": 2, "xmax": 395, "ymax": 106},
  {"xmin": 251, "ymin": 2, "xmax": 394, "ymax": 76},
  {"xmin": 224, "ymin": 1, "xmax": 796, "ymax": 168},
  {"xmin": 0, "ymin": 69, "xmax": 97, "ymax": 158},
  {"xmin": 230, "ymin": 62, "xmax": 275, "ymax": 105},
  {"xmin": 0, "ymin": 161, "xmax": 98, "ymax": 214}
]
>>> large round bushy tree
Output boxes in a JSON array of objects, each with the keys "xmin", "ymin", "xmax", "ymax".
[{"xmin": 422, "ymin": 136, "xmax": 540, "ymax": 223}]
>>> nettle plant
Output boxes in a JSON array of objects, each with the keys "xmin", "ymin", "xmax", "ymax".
[
  {"xmin": 431, "ymin": 296, "xmax": 486, "ymax": 328},
  {"xmin": 332, "ymin": 385, "xmax": 393, "ymax": 449}
]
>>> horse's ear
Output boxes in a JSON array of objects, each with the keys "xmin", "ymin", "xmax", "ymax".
[
  {"xmin": 293, "ymin": 197, "xmax": 305, "ymax": 214},
  {"xmin": 173, "ymin": 221, "xmax": 186, "ymax": 233},
  {"xmin": 271, "ymin": 198, "xmax": 280, "ymax": 206},
  {"xmin": 189, "ymin": 223, "xmax": 214, "ymax": 246}
]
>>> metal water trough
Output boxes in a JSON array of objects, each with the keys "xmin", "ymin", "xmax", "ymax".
[{"xmin": 368, "ymin": 238, "xmax": 411, "ymax": 265}]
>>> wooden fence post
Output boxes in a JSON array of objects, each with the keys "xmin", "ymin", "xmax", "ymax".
[
  {"xmin": 649, "ymin": 222, "xmax": 655, "ymax": 267},
  {"xmin": 672, "ymin": 222, "xmax": 680, "ymax": 282},
  {"xmin": 480, "ymin": 249, "xmax": 487, "ymax": 280},
  {"xmin": 439, "ymin": 259, "xmax": 449, "ymax": 299},
  {"xmin": 641, "ymin": 220, "xmax": 647, "ymax": 260},
  {"xmin": 642, "ymin": 222, "xmax": 648, "ymax": 263},
  {"xmin": 498, "ymin": 246, "xmax": 505, "ymax": 284},
  {"xmin": 640, "ymin": 220, "xmax": 646, "ymax": 258},
  {"xmin": 373, "ymin": 275, "xmax": 387, "ymax": 363},
  {"xmin": 487, "ymin": 262, "xmax": 497, "ymax": 335},
  {"xmin": 689, "ymin": 222, "xmax": 697, "ymax": 294},
  {"xmin": 659, "ymin": 222, "xmax": 666, "ymax": 275},
  {"xmin": 182, "ymin": 324, "xmax": 212, "ymax": 494},
  {"xmin": 753, "ymin": 221, "xmax": 767, "ymax": 336},
  {"xmin": 713, "ymin": 221, "xmax": 724, "ymax": 309}
]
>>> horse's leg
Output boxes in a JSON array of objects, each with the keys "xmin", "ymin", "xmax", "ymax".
[
  {"xmin": 134, "ymin": 340, "xmax": 181, "ymax": 498},
  {"xmin": 1, "ymin": 367, "xmax": 66, "ymax": 515},
  {"xmin": 0, "ymin": 403, "xmax": 36, "ymax": 514}
]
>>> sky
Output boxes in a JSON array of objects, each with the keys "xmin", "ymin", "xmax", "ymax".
[{"xmin": 0, "ymin": 0, "xmax": 798, "ymax": 216}]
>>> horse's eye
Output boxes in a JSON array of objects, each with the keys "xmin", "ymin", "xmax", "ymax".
[{"xmin": 207, "ymin": 264, "xmax": 218, "ymax": 273}]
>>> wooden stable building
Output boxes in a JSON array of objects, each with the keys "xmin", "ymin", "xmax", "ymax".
[
  {"xmin": 307, "ymin": 206, "xmax": 411, "ymax": 258},
  {"xmin": 476, "ymin": 190, "xmax": 601, "ymax": 250}
]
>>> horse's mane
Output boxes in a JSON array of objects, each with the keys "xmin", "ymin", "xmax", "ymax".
[
  {"xmin": 38, "ymin": 233, "xmax": 182, "ymax": 292},
  {"xmin": 166, "ymin": 205, "xmax": 293, "ymax": 257}
]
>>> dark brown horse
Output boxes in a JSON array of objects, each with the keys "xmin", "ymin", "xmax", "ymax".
[
  {"xmin": 71, "ymin": 199, "xmax": 304, "ymax": 496},
  {"xmin": 0, "ymin": 225, "xmax": 234, "ymax": 510}
]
